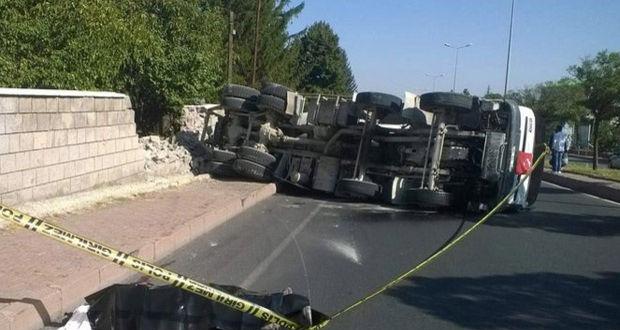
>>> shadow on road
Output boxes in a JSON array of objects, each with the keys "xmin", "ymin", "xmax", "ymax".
[
  {"xmin": 484, "ymin": 211, "xmax": 620, "ymax": 237},
  {"xmin": 387, "ymin": 272, "xmax": 620, "ymax": 330},
  {"xmin": 538, "ymin": 186, "xmax": 576, "ymax": 195}
]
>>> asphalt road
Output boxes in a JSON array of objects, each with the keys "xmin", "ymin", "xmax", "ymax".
[{"xmin": 163, "ymin": 182, "xmax": 620, "ymax": 330}]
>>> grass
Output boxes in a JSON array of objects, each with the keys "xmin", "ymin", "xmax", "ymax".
[{"xmin": 561, "ymin": 162, "xmax": 620, "ymax": 183}]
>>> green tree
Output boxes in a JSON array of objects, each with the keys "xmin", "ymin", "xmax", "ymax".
[
  {"xmin": 209, "ymin": 0, "xmax": 303, "ymax": 88},
  {"xmin": 292, "ymin": 21, "xmax": 357, "ymax": 95},
  {"xmin": 569, "ymin": 50, "xmax": 620, "ymax": 169},
  {"xmin": 120, "ymin": 0, "xmax": 226, "ymax": 133},
  {"xmin": 0, "ymin": 0, "xmax": 226, "ymax": 134},
  {"xmin": 0, "ymin": 0, "xmax": 134, "ymax": 90},
  {"xmin": 533, "ymin": 79, "xmax": 587, "ymax": 124}
]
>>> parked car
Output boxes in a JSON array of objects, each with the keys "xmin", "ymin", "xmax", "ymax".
[{"xmin": 204, "ymin": 83, "xmax": 544, "ymax": 211}]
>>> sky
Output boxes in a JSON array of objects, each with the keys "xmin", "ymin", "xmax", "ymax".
[{"xmin": 287, "ymin": 0, "xmax": 620, "ymax": 97}]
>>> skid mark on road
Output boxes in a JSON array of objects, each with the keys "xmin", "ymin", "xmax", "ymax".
[{"xmin": 241, "ymin": 204, "xmax": 323, "ymax": 288}]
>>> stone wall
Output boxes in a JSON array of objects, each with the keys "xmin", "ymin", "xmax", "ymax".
[{"xmin": 0, "ymin": 88, "xmax": 144, "ymax": 204}]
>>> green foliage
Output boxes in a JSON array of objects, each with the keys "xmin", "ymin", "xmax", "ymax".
[
  {"xmin": 517, "ymin": 79, "xmax": 588, "ymax": 123},
  {"xmin": 212, "ymin": 0, "xmax": 303, "ymax": 88},
  {"xmin": 0, "ymin": 0, "xmax": 359, "ymax": 133},
  {"xmin": 291, "ymin": 21, "xmax": 357, "ymax": 95},
  {"xmin": 537, "ymin": 79, "xmax": 587, "ymax": 123},
  {"xmin": 598, "ymin": 120, "xmax": 620, "ymax": 151},
  {"xmin": 569, "ymin": 50, "xmax": 620, "ymax": 168},
  {"xmin": 0, "ymin": 0, "xmax": 226, "ymax": 134},
  {"xmin": 569, "ymin": 50, "xmax": 620, "ymax": 121},
  {"xmin": 0, "ymin": 0, "xmax": 133, "ymax": 90},
  {"xmin": 484, "ymin": 92, "xmax": 504, "ymax": 99},
  {"xmin": 120, "ymin": 0, "xmax": 226, "ymax": 133}
]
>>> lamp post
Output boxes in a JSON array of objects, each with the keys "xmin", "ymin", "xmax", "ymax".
[
  {"xmin": 425, "ymin": 73, "xmax": 444, "ymax": 91},
  {"xmin": 444, "ymin": 42, "xmax": 473, "ymax": 92},
  {"xmin": 503, "ymin": 0, "xmax": 516, "ymax": 98}
]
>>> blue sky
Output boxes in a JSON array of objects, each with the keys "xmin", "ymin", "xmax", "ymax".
[{"xmin": 288, "ymin": 0, "xmax": 620, "ymax": 97}]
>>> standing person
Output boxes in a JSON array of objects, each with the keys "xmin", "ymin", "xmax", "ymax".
[{"xmin": 550, "ymin": 125, "xmax": 568, "ymax": 174}]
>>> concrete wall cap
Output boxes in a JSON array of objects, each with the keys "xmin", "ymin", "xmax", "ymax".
[{"xmin": 0, "ymin": 88, "xmax": 126, "ymax": 98}]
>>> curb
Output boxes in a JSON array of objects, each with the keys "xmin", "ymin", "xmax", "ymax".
[
  {"xmin": 0, "ymin": 183, "xmax": 277, "ymax": 330},
  {"xmin": 542, "ymin": 172, "xmax": 620, "ymax": 203}
]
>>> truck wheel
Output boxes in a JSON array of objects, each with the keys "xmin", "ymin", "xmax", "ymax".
[
  {"xmin": 407, "ymin": 189, "xmax": 453, "ymax": 207},
  {"xmin": 221, "ymin": 84, "xmax": 260, "ymax": 99},
  {"xmin": 205, "ymin": 161, "xmax": 236, "ymax": 177},
  {"xmin": 384, "ymin": 177, "xmax": 418, "ymax": 205},
  {"xmin": 261, "ymin": 83, "xmax": 290, "ymax": 100},
  {"xmin": 401, "ymin": 107, "xmax": 430, "ymax": 127},
  {"xmin": 335, "ymin": 178, "xmax": 380, "ymax": 198},
  {"xmin": 419, "ymin": 92, "xmax": 478, "ymax": 113},
  {"xmin": 221, "ymin": 96, "xmax": 259, "ymax": 112},
  {"xmin": 221, "ymin": 97, "xmax": 246, "ymax": 111},
  {"xmin": 356, "ymin": 92, "xmax": 403, "ymax": 113},
  {"xmin": 237, "ymin": 146, "xmax": 277, "ymax": 169},
  {"xmin": 210, "ymin": 148, "xmax": 237, "ymax": 162},
  {"xmin": 233, "ymin": 159, "xmax": 273, "ymax": 182},
  {"xmin": 258, "ymin": 94, "xmax": 287, "ymax": 113}
]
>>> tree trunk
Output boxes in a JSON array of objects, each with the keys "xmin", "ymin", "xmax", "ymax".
[{"xmin": 592, "ymin": 116, "xmax": 600, "ymax": 170}]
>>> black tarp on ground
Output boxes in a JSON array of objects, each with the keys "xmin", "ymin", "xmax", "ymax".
[{"xmin": 85, "ymin": 284, "xmax": 328, "ymax": 330}]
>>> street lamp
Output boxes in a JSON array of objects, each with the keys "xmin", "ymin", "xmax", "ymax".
[
  {"xmin": 425, "ymin": 73, "xmax": 444, "ymax": 91},
  {"xmin": 444, "ymin": 42, "xmax": 473, "ymax": 92}
]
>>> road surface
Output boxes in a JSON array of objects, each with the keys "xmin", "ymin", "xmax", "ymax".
[{"xmin": 163, "ymin": 182, "xmax": 620, "ymax": 330}]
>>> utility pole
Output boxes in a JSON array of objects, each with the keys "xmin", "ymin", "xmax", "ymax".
[
  {"xmin": 444, "ymin": 43, "xmax": 473, "ymax": 92},
  {"xmin": 503, "ymin": 0, "xmax": 516, "ymax": 98},
  {"xmin": 228, "ymin": 10, "xmax": 235, "ymax": 84},
  {"xmin": 252, "ymin": 0, "xmax": 262, "ymax": 86},
  {"xmin": 425, "ymin": 73, "xmax": 444, "ymax": 91}
]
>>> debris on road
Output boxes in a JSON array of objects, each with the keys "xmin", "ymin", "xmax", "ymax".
[{"xmin": 85, "ymin": 284, "xmax": 326, "ymax": 330}]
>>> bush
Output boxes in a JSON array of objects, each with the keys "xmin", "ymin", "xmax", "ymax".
[{"xmin": 0, "ymin": 0, "xmax": 226, "ymax": 135}]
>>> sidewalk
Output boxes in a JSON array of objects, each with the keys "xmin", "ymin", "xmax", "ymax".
[
  {"xmin": 542, "ymin": 169, "xmax": 620, "ymax": 203},
  {"xmin": 0, "ymin": 179, "xmax": 276, "ymax": 330}
]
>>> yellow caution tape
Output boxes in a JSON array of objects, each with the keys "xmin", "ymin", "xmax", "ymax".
[
  {"xmin": 0, "ymin": 146, "xmax": 549, "ymax": 330},
  {"xmin": 0, "ymin": 205, "xmax": 300, "ymax": 330},
  {"xmin": 308, "ymin": 146, "xmax": 550, "ymax": 330}
]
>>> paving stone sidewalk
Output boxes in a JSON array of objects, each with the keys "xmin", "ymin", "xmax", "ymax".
[{"xmin": 0, "ymin": 179, "xmax": 276, "ymax": 330}]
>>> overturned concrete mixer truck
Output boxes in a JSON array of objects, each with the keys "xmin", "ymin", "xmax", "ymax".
[{"xmin": 200, "ymin": 83, "xmax": 544, "ymax": 211}]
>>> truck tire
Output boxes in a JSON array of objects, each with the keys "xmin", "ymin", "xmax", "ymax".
[
  {"xmin": 419, "ymin": 92, "xmax": 478, "ymax": 113},
  {"xmin": 221, "ymin": 96, "xmax": 258, "ymax": 112},
  {"xmin": 335, "ymin": 178, "xmax": 380, "ymax": 198},
  {"xmin": 221, "ymin": 84, "xmax": 260, "ymax": 99},
  {"xmin": 260, "ymin": 83, "xmax": 290, "ymax": 100},
  {"xmin": 356, "ymin": 92, "xmax": 403, "ymax": 113},
  {"xmin": 221, "ymin": 97, "xmax": 246, "ymax": 111},
  {"xmin": 210, "ymin": 148, "xmax": 237, "ymax": 162},
  {"xmin": 233, "ymin": 159, "xmax": 273, "ymax": 182},
  {"xmin": 237, "ymin": 146, "xmax": 277, "ymax": 169},
  {"xmin": 205, "ymin": 161, "xmax": 236, "ymax": 177},
  {"xmin": 407, "ymin": 189, "xmax": 453, "ymax": 207},
  {"xmin": 401, "ymin": 107, "xmax": 430, "ymax": 126},
  {"xmin": 258, "ymin": 94, "xmax": 287, "ymax": 113},
  {"xmin": 383, "ymin": 177, "xmax": 418, "ymax": 205}
]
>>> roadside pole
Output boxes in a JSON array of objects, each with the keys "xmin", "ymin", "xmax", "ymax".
[{"xmin": 228, "ymin": 10, "xmax": 235, "ymax": 83}]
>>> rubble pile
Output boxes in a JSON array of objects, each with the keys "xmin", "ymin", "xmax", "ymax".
[
  {"xmin": 140, "ymin": 135, "xmax": 194, "ymax": 176},
  {"xmin": 139, "ymin": 104, "xmax": 220, "ymax": 176}
]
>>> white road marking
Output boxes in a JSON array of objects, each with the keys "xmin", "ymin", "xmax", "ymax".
[
  {"xmin": 241, "ymin": 204, "xmax": 323, "ymax": 288},
  {"xmin": 542, "ymin": 181, "xmax": 620, "ymax": 206}
]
